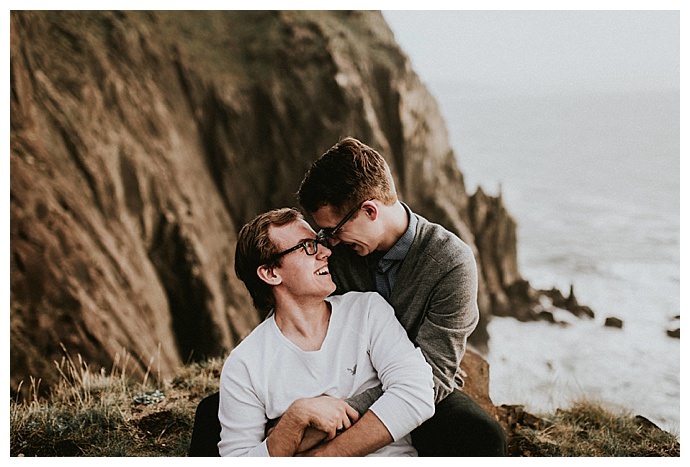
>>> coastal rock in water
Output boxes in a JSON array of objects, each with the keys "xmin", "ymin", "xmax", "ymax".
[
  {"xmin": 666, "ymin": 315, "xmax": 679, "ymax": 338},
  {"xmin": 604, "ymin": 316, "xmax": 624, "ymax": 328},
  {"xmin": 543, "ymin": 285, "xmax": 595, "ymax": 319}
]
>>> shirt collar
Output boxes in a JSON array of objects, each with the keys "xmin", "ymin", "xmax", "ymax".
[{"xmin": 380, "ymin": 202, "xmax": 417, "ymax": 264}]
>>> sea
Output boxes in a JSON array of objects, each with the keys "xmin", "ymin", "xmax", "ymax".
[{"xmin": 428, "ymin": 85, "xmax": 680, "ymax": 436}]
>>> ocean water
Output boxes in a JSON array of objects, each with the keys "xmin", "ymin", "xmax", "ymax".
[{"xmin": 432, "ymin": 87, "xmax": 680, "ymax": 435}]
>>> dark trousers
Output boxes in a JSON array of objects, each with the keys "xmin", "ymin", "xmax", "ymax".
[
  {"xmin": 412, "ymin": 390, "xmax": 507, "ymax": 456},
  {"xmin": 188, "ymin": 392, "xmax": 221, "ymax": 456},
  {"xmin": 188, "ymin": 390, "xmax": 506, "ymax": 456}
]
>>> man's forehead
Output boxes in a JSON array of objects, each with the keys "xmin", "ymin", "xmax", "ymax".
[
  {"xmin": 311, "ymin": 204, "xmax": 340, "ymax": 227},
  {"xmin": 269, "ymin": 220, "xmax": 314, "ymax": 246}
]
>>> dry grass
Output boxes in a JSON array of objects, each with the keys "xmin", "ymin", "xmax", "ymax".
[
  {"xmin": 10, "ymin": 350, "xmax": 221, "ymax": 457},
  {"xmin": 504, "ymin": 402, "xmax": 680, "ymax": 456},
  {"xmin": 10, "ymin": 351, "xmax": 680, "ymax": 457}
]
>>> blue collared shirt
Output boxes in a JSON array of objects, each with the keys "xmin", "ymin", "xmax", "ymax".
[{"xmin": 374, "ymin": 203, "xmax": 417, "ymax": 300}]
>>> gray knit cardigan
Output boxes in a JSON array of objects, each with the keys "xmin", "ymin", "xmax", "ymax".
[{"xmin": 330, "ymin": 210, "xmax": 480, "ymax": 413}]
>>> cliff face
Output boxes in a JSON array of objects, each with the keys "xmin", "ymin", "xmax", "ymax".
[{"xmin": 10, "ymin": 11, "xmax": 526, "ymax": 396}]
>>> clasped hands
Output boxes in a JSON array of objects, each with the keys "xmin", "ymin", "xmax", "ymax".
[{"xmin": 266, "ymin": 395, "xmax": 359, "ymax": 454}]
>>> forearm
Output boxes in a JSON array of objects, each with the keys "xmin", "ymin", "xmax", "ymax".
[
  {"xmin": 301, "ymin": 410, "xmax": 392, "ymax": 457},
  {"xmin": 266, "ymin": 406, "xmax": 309, "ymax": 456},
  {"xmin": 266, "ymin": 395, "xmax": 360, "ymax": 456},
  {"xmin": 266, "ymin": 422, "xmax": 327, "ymax": 454}
]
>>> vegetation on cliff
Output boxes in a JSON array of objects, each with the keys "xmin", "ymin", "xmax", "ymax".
[{"xmin": 10, "ymin": 353, "xmax": 679, "ymax": 457}]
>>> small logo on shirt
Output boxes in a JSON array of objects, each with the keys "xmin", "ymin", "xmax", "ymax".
[{"xmin": 347, "ymin": 364, "xmax": 357, "ymax": 375}]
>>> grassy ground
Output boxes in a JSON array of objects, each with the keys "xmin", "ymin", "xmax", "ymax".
[{"xmin": 10, "ymin": 353, "xmax": 680, "ymax": 457}]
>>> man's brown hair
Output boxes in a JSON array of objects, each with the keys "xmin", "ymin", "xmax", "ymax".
[
  {"xmin": 297, "ymin": 137, "xmax": 397, "ymax": 216},
  {"xmin": 234, "ymin": 207, "xmax": 303, "ymax": 313}
]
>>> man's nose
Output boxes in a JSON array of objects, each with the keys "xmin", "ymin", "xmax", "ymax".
[{"xmin": 318, "ymin": 243, "xmax": 333, "ymax": 258}]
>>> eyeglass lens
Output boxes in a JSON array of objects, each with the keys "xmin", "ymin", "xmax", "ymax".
[{"xmin": 303, "ymin": 239, "xmax": 318, "ymax": 255}]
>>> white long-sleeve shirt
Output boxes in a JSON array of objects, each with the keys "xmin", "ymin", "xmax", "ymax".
[{"xmin": 218, "ymin": 291, "xmax": 435, "ymax": 457}]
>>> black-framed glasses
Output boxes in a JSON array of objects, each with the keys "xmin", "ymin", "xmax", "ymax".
[
  {"xmin": 316, "ymin": 198, "xmax": 372, "ymax": 245},
  {"xmin": 268, "ymin": 238, "xmax": 322, "ymax": 264}
]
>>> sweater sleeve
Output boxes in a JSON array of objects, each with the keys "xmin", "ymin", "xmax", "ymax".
[
  {"xmin": 415, "ymin": 244, "xmax": 480, "ymax": 403},
  {"xmin": 363, "ymin": 293, "xmax": 435, "ymax": 441},
  {"xmin": 218, "ymin": 356, "xmax": 270, "ymax": 457}
]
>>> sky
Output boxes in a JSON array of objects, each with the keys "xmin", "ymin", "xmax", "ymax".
[{"xmin": 382, "ymin": 9, "xmax": 680, "ymax": 97}]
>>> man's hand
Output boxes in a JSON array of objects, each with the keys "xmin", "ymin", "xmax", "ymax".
[
  {"xmin": 296, "ymin": 410, "xmax": 394, "ymax": 457},
  {"xmin": 265, "ymin": 395, "xmax": 359, "ymax": 456},
  {"xmin": 292, "ymin": 395, "xmax": 360, "ymax": 440},
  {"xmin": 266, "ymin": 424, "xmax": 329, "ymax": 453},
  {"xmin": 297, "ymin": 427, "xmax": 329, "ymax": 452}
]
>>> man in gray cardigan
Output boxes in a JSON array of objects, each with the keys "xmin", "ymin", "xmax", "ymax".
[{"xmin": 297, "ymin": 137, "xmax": 506, "ymax": 456}]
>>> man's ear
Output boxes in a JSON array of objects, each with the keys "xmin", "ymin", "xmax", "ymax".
[
  {"xmin": 362, "ymin": 199, "xmax": 378, "ymax": 221},
  {"xmin": 257, "ymin": 264, "xmax": 282, "ymax": 285}
]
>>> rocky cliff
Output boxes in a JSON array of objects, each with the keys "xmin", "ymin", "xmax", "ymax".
[{"xmin": 10, "ymin": 11, "xmax": 571, "ymax": 398}]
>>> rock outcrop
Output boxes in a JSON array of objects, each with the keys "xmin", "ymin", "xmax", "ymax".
[
  {"xmin": 10, "ymin": 11, "xmax": 581, "ymax": 397},
  {"xmin": 604, "ymin": 317, "xmax": 624, "ymax": 329}
]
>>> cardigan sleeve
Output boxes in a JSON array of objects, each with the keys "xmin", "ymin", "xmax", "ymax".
[{"xmin": 412, "ymin": 244, "xmax": 479, "ymax": 403}]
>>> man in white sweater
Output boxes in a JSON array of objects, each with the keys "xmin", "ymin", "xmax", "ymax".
[{"xmin": 218, "ymin": 207, "xmax": 434, "ymax": 457}]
